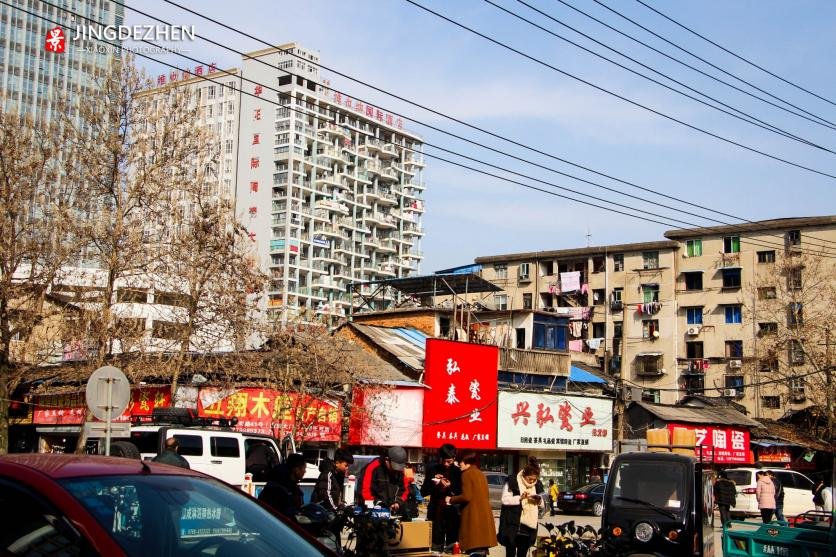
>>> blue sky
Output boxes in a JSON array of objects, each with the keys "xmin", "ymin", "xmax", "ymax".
[{"xmin": 125, "ymin": 0, "xmax": 836, "ymax": 272}]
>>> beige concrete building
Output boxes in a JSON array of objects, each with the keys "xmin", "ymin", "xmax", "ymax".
[
  {"xmin": 665, "ymin": 216, "xmax": 836, "ymax": 419},
  {"xmin": 475, "ymin": 241, "xmax": 681, "ymax": 403}
]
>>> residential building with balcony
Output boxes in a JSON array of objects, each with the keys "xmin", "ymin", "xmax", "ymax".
[
  {"xmin": 475, "ymin": 241, "xmax": 680, "ymax": 403},
  {"xmin": 664, "ymin": 216, "xmax": 836, "ymax": 419}
]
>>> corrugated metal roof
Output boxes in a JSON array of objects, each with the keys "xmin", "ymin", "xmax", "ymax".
[
  {"xmin": 351, "ymin": 323, "xmax": 426, "ymax": 371},
  {"xmin": 632, "ymin": 401, "xmax": 762, "ymax": 427}
]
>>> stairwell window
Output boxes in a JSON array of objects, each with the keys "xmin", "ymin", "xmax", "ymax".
[
  {"xmin": 642, "ymin": 251, "xmax": 659, "ymax": 269},
  {"xmin": 723, "ymin": 236, "xmax": 740, "ymax": 254},
  {"xmin": 522, "ymin": 293, "xmax": 532, "ymax": 310},
  {"xmin": 787, "ymin": 267, "xmax": 802, "ymax": 290},
  {"xmin": 787, "ymin": 302, "xmax": 803, "ymax": 326},
  {"xmin": 686, "ymin": 239, "xmax": 702, "ymax": 257},
  {"xmin": 613, "ymin": 254, "xmax": 624, "ymax": 272},
  {"xmin": 495, "ymin": 294, "xmax": 508, "ymax": 311},
  {"xmin": 494, "ymin": 263, "xmax": 507, "ymax": 280},
  {"xmin": 789, "ymin": 340, "xmax": 805, "ymax": 364},
  {"xmin": 725, "ymin": 305, "xmax": 742, "ymax": 324},
  {"xmin": 685, "ymin": 306, "xmax": 703, "ymax": 325},
  {"xmin": 642, "ymin": 284, "xmax": 659, "ymax": 303},
  {"xmin": 786, "ymin": 229, "xmax": 801, "ymax": 246}
]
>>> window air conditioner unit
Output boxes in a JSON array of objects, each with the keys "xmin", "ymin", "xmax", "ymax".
[
  {"xmin": 723, "ymin": 388, "xmax": 737, "ymax": 397},
  {"xmin": 729, "ymin": 359, "xmax": 742, "ymax": 369},
  {"xmin": 686, "ymin": 326, "xmax": 701, "ymax": 336}
]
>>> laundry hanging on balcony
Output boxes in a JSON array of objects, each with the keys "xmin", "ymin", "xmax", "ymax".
[
  {"xmin": 636, "ymin": 302, "xmax": 662, "ymax": 315},
  {"xmin": 586, "ymin": 337, "xmax": 603, "ymax": 350},
  {"xmin": 568, "ymin": 340, "xmax": 584, "ymax": 352},
  {"xmin": 559, "ymin": 271, "xmax": 581, "ymax": 293}
]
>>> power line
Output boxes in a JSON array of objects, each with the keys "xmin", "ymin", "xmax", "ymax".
[
  {"xmin": 490, "ymin": 0, "xmax": 836, "ymax": 154},
  {"xmin": 551, "ymin": 0, "xmax": 836, "ymax": 132},
  {"xmin": 593, "ymin": 0, "xmax": 835, "ymax": 127},
  {"xmin": 633, "ymin": 0, "xmax": 836, "ymax": 109},
  {"xmin": 402, "ymin": 0, "xmax": 836, "ymax": 182},
  {"xmin": 18, "ymin": 0, "xmax": 836, "ymax": 260},
  {"xmin": 151, "ymin": 0, "xmax": 836, "ymax": 254}
]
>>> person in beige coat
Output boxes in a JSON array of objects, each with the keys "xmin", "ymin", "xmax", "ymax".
[
  {"xmin": 755, "ymin": 471, "xmax": 776, "ymax": 523},
  {"xmin": 447, "ymin": 452, "xmax": 498, "ymax": 555}
]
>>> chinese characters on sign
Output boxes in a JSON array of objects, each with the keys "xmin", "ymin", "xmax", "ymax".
[
  {"xmin": 198, "ymin": 388, "xmax": 341, "ymax": 442},
  {"xmin": 422, "ymin": 339, "xmax": 499, "ymax": 449},
  {"xmin": 666, "ymin": 423, "xmax": 751, "ymax": 464},
  {"xmin": 497, "ymin": 392, "xmax": 613, "ymax": 451},
  {"xmin": 157, "ymin": 63, "xmax": 217, "ymax": 86},
  {"xmin": 32, "ymin": 388, "xmax": 171, "ymax": 424},
  {"xmin": 329, "ymin": 91, "xmax": 403, "ymax": 129}
]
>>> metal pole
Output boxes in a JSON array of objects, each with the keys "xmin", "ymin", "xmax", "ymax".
[
  {"xmin": 105, "ymin": 377, "xmax": 113, "ymax": 456},
  {"xmin": 826, "ymin": 328, "xmax": 832, "ymax": 448}
]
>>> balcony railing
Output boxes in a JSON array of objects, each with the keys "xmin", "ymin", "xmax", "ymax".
[{"xmin": 499, "ymin": 347, "xmax": 570, "ymax": 376}]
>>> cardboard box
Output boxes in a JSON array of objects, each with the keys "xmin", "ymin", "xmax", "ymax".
[{"xmin": 387, "ymin": 520, "xmax": 432, "ymax": 555}]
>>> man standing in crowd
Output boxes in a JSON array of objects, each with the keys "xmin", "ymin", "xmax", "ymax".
[
  {"xmin": 258, "ymin": 452, "xmax": 307, "ymax": 519},
  {"xmin": 421, "ymin": 443, "xmax": 461, "ymax": 552},
  {"xmin": 357, "ymin": 446, "xmax": 410, "ymax": 514},
  {"xmin": 767, "ymin": 471, "xmax": 785, "ymax": 522},
  {"xmin": 152, "ymin": 437, "xmax": 190, "ymax": 469},
  {"xmin": 713, "ymin": 470, "xmax": 736, "ymax": 527},
  {"xmin": 313, "ymin": 448, "xmax": 354, "ymax": 512}
]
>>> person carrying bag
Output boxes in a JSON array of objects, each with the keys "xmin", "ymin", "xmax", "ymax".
[{"xmin": 497, "ymin": 457, "xmax": 544, "ymax": 557}]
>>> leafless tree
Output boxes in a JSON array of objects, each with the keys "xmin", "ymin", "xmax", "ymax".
[
  {"xmin": 748, "ymin": 246, "xmax": 836, "ymax": 443},
  {"xmin": 0, "ymin": 105, "xmax": 84, "ymax": 453}
]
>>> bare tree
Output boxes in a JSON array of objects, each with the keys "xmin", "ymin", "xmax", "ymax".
[
  {"xmin": 748, "ymin": 246, "xmax": 836, "ymax": 443},
  {"xmin": 0, "ymin": 106, "xmax": 83, "ymax": 453}
]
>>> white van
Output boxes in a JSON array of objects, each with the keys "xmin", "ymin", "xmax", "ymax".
[{"xmin": 723, "ymin": 467, "xmax": 815, "ymax": 518}]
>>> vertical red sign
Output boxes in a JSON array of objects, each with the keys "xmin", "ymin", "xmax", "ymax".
[{"xmin": 422, "ymin": 339, "xmax": 499, "ymax": 449}]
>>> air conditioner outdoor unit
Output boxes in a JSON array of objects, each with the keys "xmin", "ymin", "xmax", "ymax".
[
  {"xmin": 723, "ymin": 388, "xmax": 737, "ymax": 397},
  {"xmin": 686, "ymin": 326, "xmax": 701, "ymax": 336},
  {"xmin": 729, "ymin": 359, "xmax": 742, "ymax": 369}
]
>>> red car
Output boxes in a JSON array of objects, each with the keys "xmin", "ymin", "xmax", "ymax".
[{"xmin": 0, "ymin": 453, "xmax": 333, "ymax": 556}]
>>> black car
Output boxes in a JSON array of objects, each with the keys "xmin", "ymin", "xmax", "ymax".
[{"xmin": 557, "ymin": 482, "xmax": 605, "ymax": 516}]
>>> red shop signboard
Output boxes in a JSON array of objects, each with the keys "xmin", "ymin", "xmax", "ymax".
[
  {"xmin": 667, "ymin": 423, "xmax": 752, "ymax": 464},
  {"xmin": 422, "ymin": 339, "xmax": 499, "ymax": 449},
  {"xmin": 198, "ymin": 387, "xmax": 341, "ymax": 442},
  {"xmin": 33, "ymin": 387, "xmax": 171, "ymax": 424}
]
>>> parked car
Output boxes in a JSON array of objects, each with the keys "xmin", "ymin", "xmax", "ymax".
[
  {"xmin": 484, "ymin": 471, "xmax": 509, "ymax": 509},
  {"xmin": 0, "ymin": 453, "xmax": 333, "ymax": 556},
  {"xmin": 556, "ymin": 482, "xmax": 606, "ymax": 516},
  {"xmin": 723, "ymin": 467, "xmax": 815, "ymax": 518}
]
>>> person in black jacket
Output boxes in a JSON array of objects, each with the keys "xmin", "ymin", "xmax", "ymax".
[
  {"xmin": 357, "ymin": 447, "xmax": 409, "ymax": 514},
  {"xmin": 713, "ymin": 470, "xmax": 737, "ymax": 527},
  {"xmin": 420, "ymin": 443, "xmax": 462, "ymax": 552},
  {"xmin": 767, "ymin": 471, "xmax": 785, "ymax": 521},
  {"xmin": 258, "ymin": 453, "xmax": 307, "ymax": 519},
  {"xmin": 312, "ymin": 449, "xmax": 354, "ymax": 512}
]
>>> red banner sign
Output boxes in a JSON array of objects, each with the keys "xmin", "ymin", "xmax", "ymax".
[
  {"xmin": 422, "ymin": 339, "xmax": 499, "ymax": 449},
  {"xmin": 757, "ymin": 446, "xmax": 792, "ymax": 463},
  {"xmin": 197, "ymin": 387, "xmax": 341, "ymax": 442},
  {"xmin": 667, "ymin": 423, "xmax": 752, "ymax": 464},
  {"xmin": 33, "ymin": 387, "xmax": 171, "ymax": 424}
]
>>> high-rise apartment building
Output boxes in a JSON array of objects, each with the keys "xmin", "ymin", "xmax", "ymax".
[
  {"xmin": 238, "ymin": 44, "xmax": 425, "ymax": 323},
  {"xmin": 0, "ymin": 0, "xmax": 123, "ymax": 121}
]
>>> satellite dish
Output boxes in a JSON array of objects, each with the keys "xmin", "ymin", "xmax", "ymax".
[{"xmin": 86, "ymin": 366, "xmax": 130, "ymax": 421}]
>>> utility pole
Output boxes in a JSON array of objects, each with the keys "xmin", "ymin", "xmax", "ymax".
[{"xmin": 826, "ymin": 328, "xmax": 832, "ymax": 449}]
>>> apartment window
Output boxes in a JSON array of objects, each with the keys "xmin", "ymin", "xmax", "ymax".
[
  {"xmin": 592, "ymin": 288, "xmax": 605, "ymax": 305},
  {"xmin": 207, "ymin": 85, "xmax": 215, "ymax": 99},
  {"xmin": 152, "ymin": 320, "xmax": 185, "ymax": 341},
  {"xmin": 155, "ymin": 292, "xmax": 189, "ymax": 308},
  {"xmin": 592, "ymin": 257, "xmax": 605, "ymax": 273},
  {"xmin": 642, "ymin": 284, "xmax": 659, "ymax": 303},
  {"xmin": 725, "ymin": 305, "xmax": 742, "ymax": 324},
  {"xmin": 206, "ymin": 104, "xmax": 213, "ymax": 118},
  {"xmin": 722, "ymin": 268, "xmax": 741, "ymax": 289},
  {"xmin": 762, "ymin": 396, "xmax": 780, "ymax": 409},
  {"xmin": 757, "ymin": 250, "xmax": 775, "ymax": 263},
  {"xmin": 224, "ymin": 139, "xmax": 233, "ymax": 155},
  {"xmin": 787, "ymin": 303, "xmax": 803, "ymax": 326},
  {"xmin": 758, "ymin": 322, "xmax": 778, "ymax": 335},
  {"xmin": 759, "ymin": 354, "xmax": 778, "ymax": 372},
  {"xmin": 790, "ymin": 377, "xmax": 806, "ymax": 395},
  {"xmin": 789, "ymin": 340, "xmax": 805, "ymax": 364},
  {"xmin": 725, "ymin": 340, "xmax": 743, "ymax": 358},
  {"xmin": 642, "ymin": 319, "xmax": 659, "ymax": 339},
  {"xmin": 686, "ymin": 239, "xmax": 702, "ymax": 257},
  {"xmin": 787, "ymin": 267, "xmax": 802, "ymax": 290},
  {"xmin": 227, "ymin": 100, "xmax": 234, "ymax": 114},
  {"xmin": 786, "ymin": 229, "xmax": 801, "ymax": 246},
  {"xmin": 613, "ymin": 254, "xmax": 624, "ymax": 272},
  {"xmin": 641, "ymin": 389, "xmax": 660, "ymax": 403},
  {"xmin": 522, "ymin": 293, "xmax": 532, "ymax": 310},
  {"xmin": 684, "ymin": 271, "xmax": 703, "ymax": 291},
  {"xmin": 117, "ymin": 289, "xmax": 148, "ymax": 303},
  {"xmin": 723, "ymin": 236, "xmax": 740, "ymax": 254},
  {"xmin": 541, "ymin": 261, "xmax": 554, "ymax": 276},
  {"xmin": 495, "ymin": 294, "xmax": 508, "ymax": 311},
  {"xmin": 685, "ymin": 306, "xmax": 703, "ymax": 325},
  {"xmin": 642, "ymin": 251, "xmax": 659, "ymax": 269},
  {"xmin": 494, "ymin": 263, "xmax": 507, "ymax": 280},
  {"xmin": 686, "ymin": 341, "xmax": 704, "ymax": 359},
  {"xmin": 758, "ymin": 287, "xmax": 776, "ymax": 300},
  {"xmin": 518, "ymin": 262, "xmax": 530, "ymax": 280},
  {"xmin": 612, "ymin": 288, "xmax": 623, "ymax": 302},
  {"xmin": 591, "ymin": 322, "xmax": 605, "ymax": 338}
]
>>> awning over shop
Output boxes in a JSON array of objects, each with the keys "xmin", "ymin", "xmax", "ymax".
[
  {"xmin": 569, "ymin": 365, "xmax": 607, "ymax": 384},
  {"xmin": 636, "ymin": 352, "xmax": 663, "ymax": 357},
  {"xmin": 630, "ymin": 400, "xmax": 761, "ymax": 428},
  {"xmin": 751, "ymin": 440, "xmax": 796, "ymax": 447}
]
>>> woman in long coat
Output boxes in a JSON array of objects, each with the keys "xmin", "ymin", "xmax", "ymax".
[
  {"xmin": 755, "ymin": 470, "xmax": 776, "ymax": 523},
  {"xmin": 447, "ymin": 452, "xmax": 498, "ymax": 555}
]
